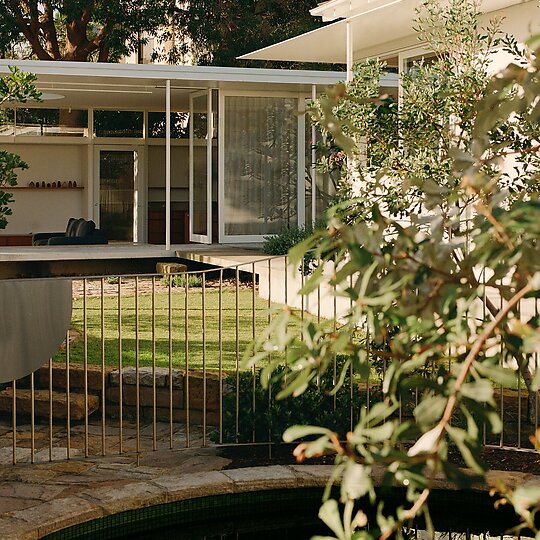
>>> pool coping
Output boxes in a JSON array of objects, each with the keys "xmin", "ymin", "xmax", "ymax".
[{"xmin": 0, "ymin": 465, "xmax": 537, "ymax": 539}]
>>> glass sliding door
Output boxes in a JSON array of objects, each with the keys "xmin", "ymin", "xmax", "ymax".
[
  {"xmin": 189, "ymin": 91, "xmax": 213, "ymax": 244},
  {"xmin": 97, "ymin": 149, "xmax": 138, "ymax": 242},
  {"xmin": 220, "ymin": 94, "xmax": 300, "ymax": 242}
]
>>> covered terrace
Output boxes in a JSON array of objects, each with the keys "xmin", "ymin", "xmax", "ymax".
[{"xmin": 0, "ymin": 60, "xmax": 347, "ymax": 248}]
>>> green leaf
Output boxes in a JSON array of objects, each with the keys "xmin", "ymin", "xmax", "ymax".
[
  {"xmin": 407, "ymin": 425, "xmax": 444, "ymax": 456},
  {"xmin": 446, "ymin": 425, "xmax": 485, "ymax": 474},
  {"xmin": 282, "ymin": 425, "xmax": 333, "ymax": 442},
  {"xmin": 276, "ymin": 368, "xmax": 312, "ymax": 400},
  {"xmin": 460, "ymin": 379, "xmax": 494, "ymax": 404},
  {"xmin": 474, "ymin": 362, "xmax": 517, "ymax": 388},
  {"xmin": 512, "ymin": 485, "xmax": 540, "ymax": 515},
  {"xmin": 341, "ymin": 462, "xmax": 371, "ymax": 500},
  {"xmin": 318, "ymin": 499, "xmax": 346, "ymax": 540},
  {"xmin": 414, "ymin": 395, "xmax": 447, "ymax": 426}
]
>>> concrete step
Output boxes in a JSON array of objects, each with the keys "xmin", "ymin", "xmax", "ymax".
[{"xmin": 0, "ymin": 388, "xmax": 99, "ymax": 421}]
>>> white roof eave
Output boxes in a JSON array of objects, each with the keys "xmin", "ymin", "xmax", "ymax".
[
  {"xmin": 242, "ymin": 0, "xmax": 530, "ymax": 64},
  {"xmin": 0, "ymin": 59, "xmax": 343, "ymax": 88}
]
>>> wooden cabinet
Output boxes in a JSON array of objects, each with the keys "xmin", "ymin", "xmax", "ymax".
[
  {"xmin": 147, "ymin": 210, "xmax": 189, "ymax": 245},
  {"xmin": 0, "ymin": 234, "xmax": 33, "ymax": 246}
]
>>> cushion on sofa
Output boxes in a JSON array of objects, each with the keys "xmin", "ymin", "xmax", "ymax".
[
  {"xmin": 65, "ymin": 217, "xmax": 78, "ymax": 236},
  {"xmin": 76, "ymin": 219, "xmax": 96, "ymax": 237},
  {"xmin": 68, "ymin": 218, "xmax": 85, "ymax": 237}
]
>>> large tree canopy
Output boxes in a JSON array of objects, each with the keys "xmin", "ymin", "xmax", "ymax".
[
  {"xmin": 0, "ymin": 0, "xmax": 324, "ymax": 66},
  {"xmin": 171, "ymin": 0, "xmax": 325, "ymax": 68},
  {"xmin": 0, "ymin": 0, "xmax": 177, "ymax": 62}
]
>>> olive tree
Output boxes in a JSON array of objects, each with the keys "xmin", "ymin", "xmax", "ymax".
[{"xmin": 247, "ymin": 1, "xmax": 540, "ymax": 537}]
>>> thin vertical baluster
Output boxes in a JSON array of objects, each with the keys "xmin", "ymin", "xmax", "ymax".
[
  {"xmin": 185, "ymin": 277, "xmax": 190, "ymax": 447},
  {"xmin": 349, "ymin": 273, "xmax": 354, "ymax": 431},
  {"xmin": 66, "ymin": 328, "xmax": 71, "ymax": 459},
  {"xmin": 12, "ymin": 379, "xmax": 16, "ymax": 465},
  {"xmin": 482, "ymin": 268, "xmax": 487, "ymax": 446},
  {"xmin": 135, "ymin": 276, "xmax": 140, "ymax": 458},
  {"xmin": 30, "ymin": 372, "xmax": 35, "ymax": 463},
  {"xmin": 252, "ymin": 263, "xmax": 256, "ymax": 443},
  {"xmin": 202, "ymin": 273, "xmax": 207, "ymax": 447},
  {"xmin": 235, "ymin": 267, "xmax": 240, "ymax": 442},
  {"xmin": 219, "ymin": 269, "xmax": 223, "ymax": 445},
  {"xmin": 534, "ymin": 298, "xmax": 540, "ymax": 431},
  {"xmin": 168, "ymin": 274, "xmax": 173, "ymax": 450},
  {"xmin": 316, "ymin": 256, "xmax": 321, "ymax": 389},
  {"xmin": 101, "ymin": 278, "xmax": 106, "ymax": 456},
  {"xmin": 118, "ymin": 277, "xmax": 123, "ymax": 454},
  {"xmin": 284, "ymin": 255, "xmax": 289, "ymax": 381},
  {"xmin": 83, "ymin": 278, "xmax": 89, "ymax": 458},
  {"xmin": 301, "ymin": 258, "xmax": 305, "ymax": 330},
  {"xmin": 267, "ymin": 259, "xmax": 272, "ymax": 455},
  {"xmin": 499, "ymin": 283, "xmax": 504, "ymax": 448},
  {"xmin": 517, "ymin": 297, "xmax": 522, "ymax": 449},
  {"xmin": 49, "ymin": 358, "xmax": 53, "ymax": 462},
  {"xmin": 366, "ymin": 325, "xmax": 371, "ymax": 413},
  {"xmin": 152, "ymin": 276, "xmax": 157, "ymax": 451},
  {"xmin": 333, "ymin": 281, "xmax": 337, "ymax": 411}
]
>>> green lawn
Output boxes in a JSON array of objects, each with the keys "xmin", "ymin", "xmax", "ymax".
[{"xmin": 55, "ymin": 285, "xmax": 281, "ymax": 371}]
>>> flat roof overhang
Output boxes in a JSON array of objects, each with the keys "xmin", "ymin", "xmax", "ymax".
[
  {"xmin": 240, "ymin": 0, "xmax": 530, "ymax": 64},
  {"xmin": 0, "ymin": 60, "xmax": 344, "ymax": 110}
]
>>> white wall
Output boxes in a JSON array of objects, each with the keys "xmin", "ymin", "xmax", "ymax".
[
  {"xmin": 7, "ymin": 190, "xmax": 84, "ymax": 234},
  {"xmin": 3, "ymin": 143, "xmax": 87, "ymax": 234}
]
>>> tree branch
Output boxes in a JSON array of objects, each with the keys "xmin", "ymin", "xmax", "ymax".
[
  {"xmin": 40, "ymin": 0, "xmax": 61, "ymax": 60},
  {"xmin": 8, "ymin": 0, "xmax": 53, "ymax": 60}
]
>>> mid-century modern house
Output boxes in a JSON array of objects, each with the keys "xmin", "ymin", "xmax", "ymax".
[
  {"xmin": 0, "ymin": 0, "xmax": 538, "ymax": 250},
  {"xmin": 0, "ymin": 63, "xmax": 347, "ymax": 247}
]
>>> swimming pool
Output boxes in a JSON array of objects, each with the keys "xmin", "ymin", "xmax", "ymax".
[{"xmin": 42, "ymin": 486, "xmax": 523, "ymax": 540}]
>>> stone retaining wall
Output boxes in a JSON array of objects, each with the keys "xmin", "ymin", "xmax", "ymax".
[{"xmin": 13, "ymin": 364, "xmax": 225, "ymax": 425}]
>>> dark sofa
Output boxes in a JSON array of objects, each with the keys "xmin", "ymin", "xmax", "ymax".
[{"xmin": 32, "ymin": 218, "xmax": 108, "ymax": 246}]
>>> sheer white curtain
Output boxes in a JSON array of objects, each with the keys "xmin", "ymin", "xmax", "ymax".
[{"xmin": 224, "ymin": 96, "xmax": 298, "ymax": 237}]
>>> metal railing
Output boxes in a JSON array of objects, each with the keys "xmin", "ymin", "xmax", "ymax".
[{"xmin": 0, "ymin": 255, "xmax": 537, "ymax": 466}]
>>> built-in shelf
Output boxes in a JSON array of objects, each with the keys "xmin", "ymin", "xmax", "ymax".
[{"xmin": 10, "ymin": 187, "xmax": 84, "ymax": 190}]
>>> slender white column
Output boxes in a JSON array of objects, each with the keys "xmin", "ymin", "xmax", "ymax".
[
  {"xmin": 311, "ymin": 84, "xmax": 317, "ymax": 226},
  {"xmin": 346, "ymin": 20, "xmax": 354, "ymax": 83},
  {"xmin": 165, "ymin": 79, "xmax": 171, "ymax": 250}
]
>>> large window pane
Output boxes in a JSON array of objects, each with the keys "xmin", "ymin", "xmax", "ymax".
[
  {"xmin": 94, "ymin": 110, "xmax": 143, "ymax": 138},
  {"xmin": 224, "ymin": 96, "xmax": 298, "ymax": 237},
  {"xmin": 0, "ymin": 109, "xmax": 14, "ymax": 135},
  {"xmin": 148, "ymin": 111, "xmax": 189, "ymax": 139},
  {"xmin": 14, "ymin": 108, "xmax": 87, "ymax": 136}
]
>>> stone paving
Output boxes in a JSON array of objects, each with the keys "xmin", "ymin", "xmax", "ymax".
[
  {"xmin": 0, "ymin": 416, "xmax": 233, "ymax": 539},
  {"xmin": 0, "ymin": 415, "xmax": 539, "ymax": 540},
  {"xmin": 0, "ymin": 418, "xmax": 212, "ymax": 465}
]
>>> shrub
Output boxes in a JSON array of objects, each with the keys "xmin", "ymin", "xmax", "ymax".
[
  {"xmin": 213, "ymin": 359, "xmax": 379, "ymax": 444},
  {"xmin": 160, "ymin": 273, "xmax": 203, "ymax": 288},
  {"xmin": 262, "ymin": 221, "xmax": 326, "ymax": 256}
]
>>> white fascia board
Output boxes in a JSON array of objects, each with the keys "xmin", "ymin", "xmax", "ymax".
[
  {"xmin": 0, "ymin": 59, "xmax": 342, "ymax": 87},
  {"xmin": 312, "ymin": 0, "xmax": 528, "ymax": 20},
  {"xmin": 311, "ymin": 0, "xmax": 391, "ymax": 22},
  {"xmin": 311, "ymin": 0, "xmax": 352, "ymax": 21}
]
